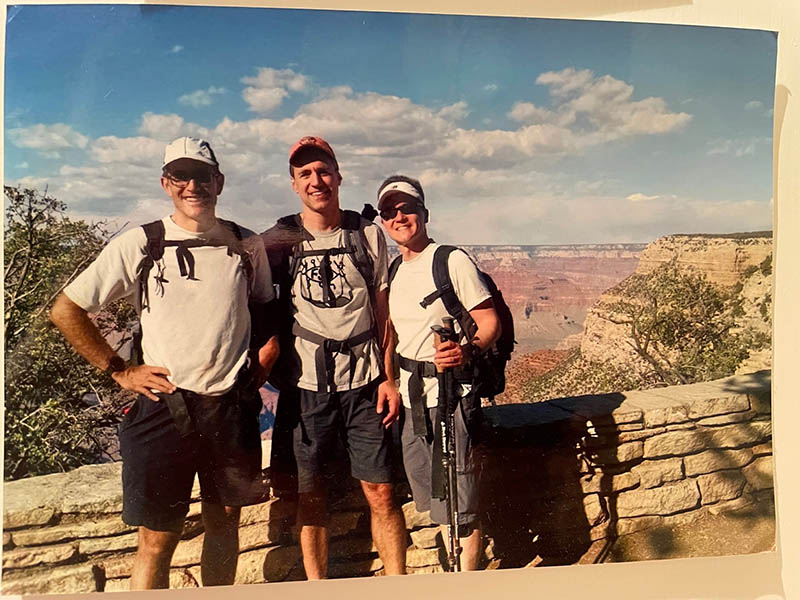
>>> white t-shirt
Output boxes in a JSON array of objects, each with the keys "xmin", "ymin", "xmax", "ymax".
[
  {"xmin": 289, "ymin": 218, "xmax": 389, "ymax": 391},
  {"xmin": 64, "ymin": 216, "xmax": 274, "ymax": 396},
  {"xmin": 389, "ymin": 243, "xmax": 490, "ymax": 409}
]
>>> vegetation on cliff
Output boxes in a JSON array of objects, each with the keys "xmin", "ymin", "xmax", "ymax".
[
  {"xmin": 4, "ymin": 186, "xmax": 133, "ymax": 480},
  {"xmin": 509, "ymin": 252, "xmax": 771, "ymax": 403}
]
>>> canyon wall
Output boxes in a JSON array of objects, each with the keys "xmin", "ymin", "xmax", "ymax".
[{"xmin": 581, "ymin": 234, "xmax": 773, "ymax": 373}]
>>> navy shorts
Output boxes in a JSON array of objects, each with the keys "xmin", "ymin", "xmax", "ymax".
[
  {"xmin": 287, "ymin": 380, "xmax": 394, "ymax": 493},
  {"xmin": 400, "ymin": 396, "xmax": 481, "ymax": 526},
  {"xmin": 118, "ymin": 386, "xmax": 266, "ymax": 531}
]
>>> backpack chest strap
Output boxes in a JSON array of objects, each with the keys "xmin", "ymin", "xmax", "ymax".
[{"xmin": 292, "ymin": 322, "xmax": 376, "ymax": 393}]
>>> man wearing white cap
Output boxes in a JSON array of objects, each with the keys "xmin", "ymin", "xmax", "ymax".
[
  {"xmin": 51, "ymin": 137, "xmax": 279, "ymax": 588},
  {"xmin": 377, "ymin": 174, "xmax": 500, "ymax": 570}
]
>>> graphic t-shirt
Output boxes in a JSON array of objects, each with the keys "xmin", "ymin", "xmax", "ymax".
[
  {"xmin": 64, "ymin": 216, "xmax": 274, "ymax": 395},
  {"xmin": 389, "ymin": 243, "xmax": 490, "ymax": 409},
  {"xmin": 289, "ymin": 218, "xmax": 389, "ymax": 391}
]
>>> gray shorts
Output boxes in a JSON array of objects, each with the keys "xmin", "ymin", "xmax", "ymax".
[{"xmin": 400, "ymin": 399, "xmax": 480, "ymax": 526}]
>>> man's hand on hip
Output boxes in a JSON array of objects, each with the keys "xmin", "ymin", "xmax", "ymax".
[{"xmin": 112, "ymin": 365, "xmax": 176, "ymax": 402}]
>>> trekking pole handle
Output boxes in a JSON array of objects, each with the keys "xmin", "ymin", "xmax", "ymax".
[{"xmin": 431, "ymin": 316, "xmax": 457, "ymax": 373}]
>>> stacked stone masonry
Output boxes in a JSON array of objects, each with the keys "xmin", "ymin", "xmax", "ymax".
[{"xmin": 2, "ymin": 371, "xmax": 773, "ymax": 594}]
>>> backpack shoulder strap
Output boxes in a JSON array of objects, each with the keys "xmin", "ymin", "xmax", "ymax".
[
  {"xmin": 387, "ymin": 254, "xmax": 403, "ymax": 288},
  {"xmin": 216, "ymin": 218, "xmax": 253, "ymax": 296},
  {"xmin": 341, "ymin": 210, "xmax": 375, "ymax": 293},
  {"xmin": 217, "ymin": 217, "xmax": 244, "ymax": 241},
  {"xmin": 421, "ymin": 245, "xmax": 477, "ymax": 341},
  {"xmin": 139, "ymin": 220, "xmax": 166, "ymax": 311}
]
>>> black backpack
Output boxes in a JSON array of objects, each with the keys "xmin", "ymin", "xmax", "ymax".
[
  {"xmin": 260, "ymin": 209, "xmax": 376, "ymax": 391},
  {"xmin": 389, "ymin": 244, "xmax": 515, "ymax": 400}
]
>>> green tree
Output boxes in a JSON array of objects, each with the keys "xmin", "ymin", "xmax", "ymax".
[
  {"xmin": 602, "ymin": 260, "xmax": 750, "ymax": 386},
  {"xmin": 4, "ymin": 186, "xmax": 134, "ymax": 480}
]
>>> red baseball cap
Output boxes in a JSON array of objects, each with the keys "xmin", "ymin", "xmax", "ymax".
[{"xmin": 288, "ymin": 136, "xmax": 338, "ymax": 172}]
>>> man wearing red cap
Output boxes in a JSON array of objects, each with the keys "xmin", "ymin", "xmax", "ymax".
[
  {"xmin": 51, "ymin": 137, "xmax": 279, "ymax": 588},
  {"xmin": 261, "ymin": 136, "xmax": 406, "ymax": 578}
]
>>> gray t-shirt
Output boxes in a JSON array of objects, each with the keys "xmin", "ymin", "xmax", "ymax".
[
  {"xmin": 64, "ymin": 216, "xmax": 274, "ymax": 396},
  {"xmin": 289, "ymin": 217, "xmax": 389, "ymax": 391}
]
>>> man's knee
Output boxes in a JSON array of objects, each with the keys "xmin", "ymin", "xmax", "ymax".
[
  {"xmin": 201, "ymin": 503, "xmax": 241, "ymax": 535},
  {"xmin": 297, "ymin": 490, "xmax": 329, "ymax": 526},
  {"xmin": 361, "ymin": 481, "xmax": 396, "ymax": 515},
  {"xmin": 137, "ymin": 526, "xmax": 182, "ymax": 559}
]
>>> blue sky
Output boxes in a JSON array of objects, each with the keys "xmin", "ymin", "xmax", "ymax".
[{"xmin": 4, "ymin": 5, "xmax": 776, "ymax": 244}]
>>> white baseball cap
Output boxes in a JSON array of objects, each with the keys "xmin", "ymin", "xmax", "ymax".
[
  {"xmin": 162, "ymin": 137, "xmax": 219, "ymax": 169},
  {"xmin": 377, "ymin": 179, "xmax": 423, "ymax": 210}
]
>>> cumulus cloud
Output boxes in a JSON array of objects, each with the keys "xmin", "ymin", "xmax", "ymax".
[
  {"xmin": 178, "ymin": 86, "xmax": 227, "ymax": 108},
  {"xmin": 14, "ymin": 66, "xmax": 765, "ymax": 243},
  {"xmin": 138, "ymin": 112, "xmax": 211, "ymax": 142},
  {"xmin": 506, "ymin": 68, "xmax": 690, "ymax": 149},
  {"xmin": 437, "ymin": 101, "xmax": 469, "ymax": 122},
  {"xmin": 90, "ymin": 136, "xmax": 165, "ymax": 166},
  {"xmin": 483, "ymin": 83, "xmax": 498, "ymax": 92},
  {"xmin": 16, "ymin": 162, "xmax": 29, "ymax": 169},
  {"xmin": 169, "ymin": 45, "xmax": 183, "ymax": 54},
  {"xmin": 7, "ymin": 123, "xmax": 89, "ymax": 153},
  {"xmin": 745, "ymin": 100, "xmax": 764, "ymax": 111},
  {"xmin": 241, "ymin": 67, "xmax": 311, "ymax": 113}
]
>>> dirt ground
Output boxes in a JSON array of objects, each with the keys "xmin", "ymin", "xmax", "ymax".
[{"xmin": 593, "ymin": 501, "xmax": 776, "ymax": 564}]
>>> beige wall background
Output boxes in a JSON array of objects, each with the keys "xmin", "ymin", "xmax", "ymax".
[{"xmin": 2, "ymin": 0, "xmax": 798, "ymax": 598}]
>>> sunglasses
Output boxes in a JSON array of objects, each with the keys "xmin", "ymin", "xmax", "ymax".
[
  {"xmin": 380, "ymin": 203, "xmax": 422, "ymax": 221},
  {"xmin": 165, "ymin": 168, "xmax": 217, "ymax": 187}
]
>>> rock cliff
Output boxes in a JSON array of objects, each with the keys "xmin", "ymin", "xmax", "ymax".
[{"xmin": 581, "ymin": 233, "xmax": 772, "ymax": 376}]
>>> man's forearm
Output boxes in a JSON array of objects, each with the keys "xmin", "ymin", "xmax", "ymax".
[
  {"xmin": 257, "ymin": 335, "xmax": 280, "ymax": 371},
  {"xmin": 50, "ymin": 293, "xmax": 120, "ymax": 371},
  {"xmin": 373, "ymin": 288, "xmax": 394, "ymax": 381}
]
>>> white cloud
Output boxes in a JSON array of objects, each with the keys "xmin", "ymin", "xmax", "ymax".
[
  {"xmin": 483, "ymin": 83, "xmax": 498, "ymax": 92},
  {"xmin": 138, "ymin": 112, "xmax": 211, "ymax": 141},
  {"xmin": 505, "ymin": 68, "xmax": 690, "ymax": 151},
  {"xmin": 241, "ymin": 67, "xmax": 310, "ymax": 113},
  {"xmin": 745, "ymin": 100, "xmax": 764, "ymax": 110},
  {"xmin": 437, "ymin": 101, "xmax": 469, "ymax": 122},
  {"xmin": 706, "ymin": 137, "xmax": 771, "ymax": 157},
  {"xmin": 242, "ymin": 87, "xmax": 289, "ymax": 113},
  {"xmin": 169, "ymin": 45, "xmax": 183, "ymax": 54},
  {"xmin": 508, "ymin": 102, "xmax": 553, "ymax": 124},
  {"xmin": 178, "ymin": 86, "xmax": 227, "ymax": 108},
  {"xmin": 15, "ymin": 67, "xmax": 765, "ymax": 243},
  {"xmin": 90, "ymin": 136, "xmax": 165, "ymax": 166},
  {"xmin": 627, "ymin": 192, "xmax": 660, "ymax": 202},
  {"xmin": 16, "ymin": 162, "xmax": 29, "ymax": 169},
  {"xmin": 7, "ymin": 123, "xmax": 89, "ymax": 152}
]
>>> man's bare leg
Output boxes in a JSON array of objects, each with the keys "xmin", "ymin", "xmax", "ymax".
[
  {"xmin": 441, "ymin": 522, "xmax": 482, "ymax": 571},
  {"xmin": 297, "ymin": 489, "xmax": 330, "ymax": 579},
  {"xmin": 200, "ymin": 502, "xmax": 241, "ymax": 586},
  {"xmin": 130, "ymin": 524, "xmax": 182, "ymax": 589},
  {"xmin": 361, "ymin": 481, "xmax": 407, "ymax": 575}
]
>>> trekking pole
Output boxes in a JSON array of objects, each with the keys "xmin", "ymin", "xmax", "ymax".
[{"xmin": 431, "ymin": 316, "xmax": 461, "ymax": 573}]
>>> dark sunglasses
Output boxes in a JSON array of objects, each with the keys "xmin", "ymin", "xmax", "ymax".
[
  {"xmin": 380, "ymin": 203, "xmax": 422, "ymax": 221},
  {"xmin": 165, "ymin": 168, "xmax": 217, "ymax": 187}
]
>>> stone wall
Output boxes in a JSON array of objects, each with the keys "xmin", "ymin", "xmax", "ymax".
[{"xmin": 2, "ymin": 371, "xmax": 773, "ymax": 594}]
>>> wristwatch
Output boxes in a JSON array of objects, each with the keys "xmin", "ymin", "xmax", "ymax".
[{"xmin": 104, "ymin": 355, "xmax": 127, "ymax": 376}]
